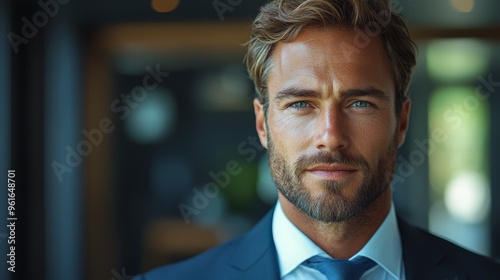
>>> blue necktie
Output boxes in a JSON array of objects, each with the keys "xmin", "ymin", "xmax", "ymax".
[{"xmin": 303, "ymin": 255, "xmax": 376, "ymax": 280}]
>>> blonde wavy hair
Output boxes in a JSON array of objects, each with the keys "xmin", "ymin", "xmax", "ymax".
[{"xmin": 245, "ymin": 0, "xmax": 417, "ymax": 116}]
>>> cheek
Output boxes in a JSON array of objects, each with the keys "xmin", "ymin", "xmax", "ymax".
[
  {"xmin": 351, "ymin": 116, "xmax": 396, "ymax": 162},
  {"xmin": 269, "ymin": 112, "xmax": 313, "ymax": 155}
]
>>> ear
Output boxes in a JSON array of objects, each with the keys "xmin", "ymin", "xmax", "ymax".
[
  {"xmin": 397, "ymin": 98, "xmax": 411, "ymax": 147},
  {"xmin": 253, "ymin": 98, "xmax": 268, "ymax": 149}
]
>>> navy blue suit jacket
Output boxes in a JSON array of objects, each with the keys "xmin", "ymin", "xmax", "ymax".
[{"xmin": 135, "ymin": 210, "xmax": 500, "ymax": 280}]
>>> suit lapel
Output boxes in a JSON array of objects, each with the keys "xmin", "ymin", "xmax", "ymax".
[
  {"xmin": 398, "ymin": 218, "xmax": 467, "ymax": 280},
  {"xmin": 227, "ymin": 209, "xmax": 280, "ymax": 280},
  {"xmin": 226, "ymin": 209, "xmax": 472, "ymax": 279}
]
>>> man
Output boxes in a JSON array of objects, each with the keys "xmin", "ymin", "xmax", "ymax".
[{"xmin": 135, "ymin": 0, "xmax": 500, "ymax": 279}]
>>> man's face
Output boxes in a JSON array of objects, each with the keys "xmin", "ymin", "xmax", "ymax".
[{"xmin": 254, "ymin": 27, "xmax": 410, "ymax": 223}]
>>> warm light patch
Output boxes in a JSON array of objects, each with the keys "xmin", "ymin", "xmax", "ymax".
[
  {"xmin": 151, "ymin": 0, "xmax": 180, "ymax": 13},
  {"xmin": 449, "ymin": 0, "xmax": 474, "ymax": 13}
]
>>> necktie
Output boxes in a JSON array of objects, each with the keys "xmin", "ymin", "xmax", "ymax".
[{"xmin": 303, "ymin": 255, "xmax": 376, "ymax": 280}]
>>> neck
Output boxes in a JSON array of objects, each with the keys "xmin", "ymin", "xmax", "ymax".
[{"xmin": 279, "ymin": 188, "xmax": 392, "ymax": 260}]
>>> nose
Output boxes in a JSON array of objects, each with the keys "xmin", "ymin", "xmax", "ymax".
[{"xmin": 313, "ymin": 105, "xmax": 349, "ymax": 152}]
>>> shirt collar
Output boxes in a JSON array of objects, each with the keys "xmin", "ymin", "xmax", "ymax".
[
  {"xmin": 352, "ymin": 203, "xmax": 403, "ymax": 279},
  {"xmin": 272, "ymin": 201, "xmax": 325, "ymax": 277},
  {"xmin": 272, "ymin": 200, "xmax": 403, "ymax": 279}
]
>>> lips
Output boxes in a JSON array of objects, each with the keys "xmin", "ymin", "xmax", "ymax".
[{"xmin": 305, "ymin": 164, "xmax": 357, "ymax": 180}]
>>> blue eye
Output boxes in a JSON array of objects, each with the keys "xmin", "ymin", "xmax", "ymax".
[
  {"xmin": 291, "ymin": 101, "xmax": 309, "ymax": 108},
  {"xmin": 352, "ymin": 101, "xmax": 371, "ymax": 108}
]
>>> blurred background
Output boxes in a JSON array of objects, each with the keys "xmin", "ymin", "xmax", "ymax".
[{"xmin": 1, "ymin": 0, "xmax": 499, "ymax": 279}]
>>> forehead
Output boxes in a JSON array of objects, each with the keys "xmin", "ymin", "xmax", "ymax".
[{"xmin": 268, "ymin": 27, "xmax": 394, "ymax": 96}]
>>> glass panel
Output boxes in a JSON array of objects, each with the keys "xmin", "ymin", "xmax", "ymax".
[
  {"xmin": 427, "ymin": 39, "xmax": 492, "ymax": 256},
  {"xmin": 427, "ymin": 39, "xmax": 490, "ymax": 83}
]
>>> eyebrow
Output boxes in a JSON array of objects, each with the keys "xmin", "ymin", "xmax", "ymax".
[
  {"xmin": 340, "ymin": 88, "xmax": 390, "ymax": 102},
  {"xmin": 274, "ymin": 87, "xmax": 390, "ymax": 103},
  {"xmin": 274, "ymin": 88, "xmax": 321, "ymax": 102}
]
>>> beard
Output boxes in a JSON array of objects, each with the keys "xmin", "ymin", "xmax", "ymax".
[{"xmin": 268, "ymin": 132, "xmax": 398, "ymax": 223}]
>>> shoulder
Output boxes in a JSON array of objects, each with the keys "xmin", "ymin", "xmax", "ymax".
[
  {"xmin": 134, "ymin": 236, "xmax": 243, "ymax": 280},
  {"xmin": 135, "ymin": 209, "xmax": 277, "ymax": 280},
  {"xmin": 416, "ymin": 225, "xmax": 497, "ymax": 263},
  {"xmin": 399, "ymin": 219, "xmax": 500, "ymax": 279}
]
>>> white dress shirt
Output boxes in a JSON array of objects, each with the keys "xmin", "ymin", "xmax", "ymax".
[{"xmin": 272, "ymin": 201, "xmax": 406, "ymax": 280}]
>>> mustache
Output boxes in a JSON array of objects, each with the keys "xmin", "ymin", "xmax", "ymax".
[{"xmin": 294, "ymin": 150, "xmax": 369, "ymax": 176}]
